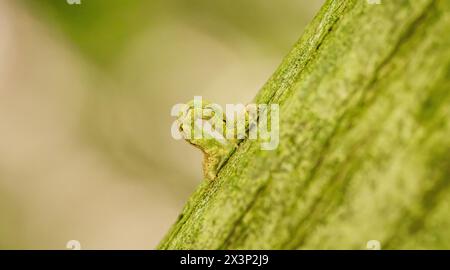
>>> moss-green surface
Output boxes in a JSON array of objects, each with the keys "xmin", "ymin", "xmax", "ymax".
[{"xmin": 159, "ymin": 0, "xmax": 450, "ymax": 249}]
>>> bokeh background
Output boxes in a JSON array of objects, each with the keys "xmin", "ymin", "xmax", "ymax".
[{"xmin": 0, "ymin": 0, "xmax": 323, "ymax": 249}]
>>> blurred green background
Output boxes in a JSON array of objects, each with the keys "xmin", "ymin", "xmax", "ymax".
[{"xmin": 0, "ymin": 0, "xmax": 323, "ymax": 249}]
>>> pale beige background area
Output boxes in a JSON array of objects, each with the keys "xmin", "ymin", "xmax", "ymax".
[{"xmin": 0, "ymin": 1, "xmax": 323, "ymax": 249}]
